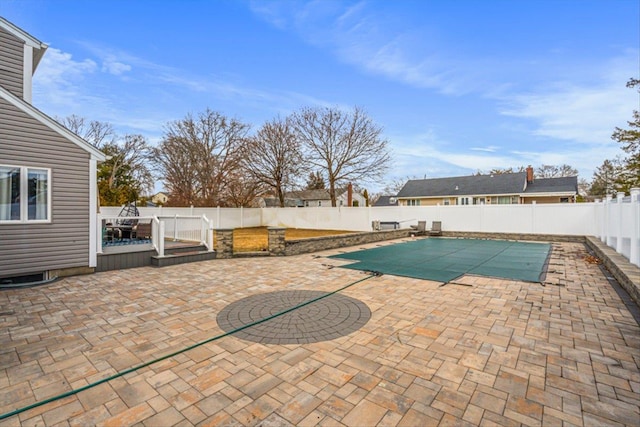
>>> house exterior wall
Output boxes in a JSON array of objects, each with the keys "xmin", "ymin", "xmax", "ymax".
[
  {"xmin": 0, "ymin": 27, "xmax": 24, "ymax": 99},
  {"xmin": 337, "ymin": 192, "xmax": 366, "ymax": 207},
  {"xmin": 0, "ymin": 97, "xmax": 91, "ymax": 278},
  {"xmin": 399, "ymin": 195, "xmax": 518, "ymax": 206},
  {"xmin": 522, "ymin": 195, "xmax": 573, "ymax": 204}
]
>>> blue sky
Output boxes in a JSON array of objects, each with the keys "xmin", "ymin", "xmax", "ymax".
[{"xmin": 2, "ymin": 0, "xmax": 638, "ymax": 193}]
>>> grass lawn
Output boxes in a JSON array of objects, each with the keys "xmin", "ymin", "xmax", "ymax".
[{"xmin": 232, "ymin": 226, "xmax": 354, "ymax": 252}]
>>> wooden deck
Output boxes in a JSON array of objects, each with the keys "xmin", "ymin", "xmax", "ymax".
[{"xmin": 97, "ymin": 240, "xmax": 213, "ymax": 272}]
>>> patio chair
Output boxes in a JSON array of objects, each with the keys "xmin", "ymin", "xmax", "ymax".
[
  {"xmin": 132, "ymin": 221, "xmax": 152, "ymax": 240},
  {"xmin": 429, "ymin": 221, "xmax": 442, "ymax": 237},
  {"xmin": 410, "ymin": 220, "xmax": 427, "ymax": 237}
]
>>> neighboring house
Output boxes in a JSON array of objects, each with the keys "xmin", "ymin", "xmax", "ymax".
[
  {"xmin": 0, "ymin": 17, "xmax": 106, "ymax": 283},
  {"xmin": 373, "ymin": 195, "xmax": 398, "ymax": 207},
  {"xmin": 396, "ymin": 166, "xmax": 578, "ymax": 206},
  {"xmin": 151, "ymin": 191, "xmax": 169, "ymax": 205},
  {"xmin": 261, "ymin": 185, "xmax": 366, "ymax": 207}
]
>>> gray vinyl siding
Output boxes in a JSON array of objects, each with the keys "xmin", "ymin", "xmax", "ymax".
[
  {"xmin": 0, "ymin": 97, "xmax": 91, "ymax": 278},
  {"xmin": 0, "ymin": 27, "xmax": 24, "ymax": 99}
]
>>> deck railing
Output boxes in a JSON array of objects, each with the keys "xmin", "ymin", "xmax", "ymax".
[{"xmin": 97, "ymin": 214, "xmax": 213, "ymax": 257}]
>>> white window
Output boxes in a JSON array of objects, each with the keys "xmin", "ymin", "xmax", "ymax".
[
  {"xmin": 409, "ymin": 199, "xmax": 421, "ymax": 206},
  {"xmin": 459, "ymin": 197, "xmax": 470, "ymax": 205},
  {"xmin": 443, "ymin": 199, "xmax": 450, "ymax": 205},
  {"xmin": 0, "ymin": 165, "xmax": 50, "ymax": 223},
  {"xmin": 318, "ymin": 201, "xmax": 322, "ymax": 207}
]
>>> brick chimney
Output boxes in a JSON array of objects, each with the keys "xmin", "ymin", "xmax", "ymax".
[
  {"xmin": 526, "ymin": 165, "xmax": 534, "ymax": 183},
  {"xmin": 347, "ymin": 183, "xmax": 353, "ymax": 207}
]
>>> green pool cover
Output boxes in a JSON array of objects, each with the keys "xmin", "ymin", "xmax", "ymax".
[{"xmin": 329, "ymin": 238, "xmax": 551, "ymax": 283}]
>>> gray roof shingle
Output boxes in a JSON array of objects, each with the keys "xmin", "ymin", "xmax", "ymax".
[
  {"xmin": 397, "ymin": 172, "xmax": 527, "ymax": 198},
  {"xmin": 524, "ymin": 176, "xmax": 578, "ymax": 194}
]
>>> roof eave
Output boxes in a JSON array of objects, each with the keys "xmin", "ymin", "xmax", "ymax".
[{"xmin": 0, "ymin": 17, "xmax": 49, "ymax": 72}]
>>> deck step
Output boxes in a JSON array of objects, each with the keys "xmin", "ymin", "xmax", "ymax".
[
  {"xmin": 164, "ymin": 244, "xmax": 208, "ymax": 255},
  {"xmin": 151, "ymin": 250, "xmax": 216, "ymax": 267}
]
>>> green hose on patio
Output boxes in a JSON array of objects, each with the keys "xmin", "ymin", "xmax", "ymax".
[{"xmin": 0, "ymin": 271, "xmax": 381, "ymax": 421}]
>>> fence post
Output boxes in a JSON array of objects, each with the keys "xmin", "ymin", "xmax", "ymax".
[
  {"xmin": 605, "ymin": 195, "xmax": 612, "ymax": 246},
  {"xmin": 97, "ymin": 214, "xmax": 103, "ymax": 254},
  {"xmin": 616, "ymin": 192, "xmax": 625, "ymax": 253},
  {"xmin": 630, "ymin": 188, "xmax": 640, "ymax": 267},
  {"xmin": 208, "ymin": 218, "xmax": 214, "ymax": 251},
  {"xmin": 531, "ymin": 201, "xmax": 536, "ymax": 234},
  {"xmin": 158, "ymin": 221, "xmax": 165, "ymax": 257}
]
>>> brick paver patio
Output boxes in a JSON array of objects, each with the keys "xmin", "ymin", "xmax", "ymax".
[{"xmin": 0, "ymin": 239, "xmax": 638, "ymax": 426}]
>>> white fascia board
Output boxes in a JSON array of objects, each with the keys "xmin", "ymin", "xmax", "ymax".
[
  {"xmin": 89, "ymin": 158, "xmax": 98, "ymax": 267},
  {"xmin": 520, "ymin": 191, "xmax": 576, "ymax": 197},
  {"xmin": 23, "ymin": 44, "xmax": 33, "ymax": 103},
  {"xmin": 0, "ymin": 17, "xmax": 45, "ymax": 48},
  {"xmin": 0, "ymin": 86, "xmax": 106, "ymax": 161},
  {"xmin": 0, "ymin": 17, "xmax": 48, "ymax": 70}
]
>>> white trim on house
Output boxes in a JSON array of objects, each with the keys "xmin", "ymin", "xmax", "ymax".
[
  {"xmin": 520, "ymin": 191, "xmax": 576, "ymax": 198},
  {"xmin": 0, "ymin": 86, "xmax": 106, "ymax": 161},
  {"xmin": 89, "ymin": 159, "xmax": 98, "ymax": 267},
  {"xmin": 0, "ymin": 164, "xmax": 52, "ymax": 224},
  {"xmin": 23, "ymin": 44, "xmax": 33, "ymax": 103},
  {"xmin": 0, "ymin": 17, "xmax": 48, "ymax": 71}
]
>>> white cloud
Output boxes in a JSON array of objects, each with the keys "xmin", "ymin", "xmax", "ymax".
[
  {"xmin": 32, "ymin": 48, "xmax": 101, "ymax": 111},
  {"xmin": 500, "ymin": 50, "xmax": 638, "ymax": 145},
  {"xmin": 471, "ymin": 146, "xmax": 499, "ymax": 153},
  {"xmin": 101, "ymin": 58, "xmax": 131, "ymax": 75}
]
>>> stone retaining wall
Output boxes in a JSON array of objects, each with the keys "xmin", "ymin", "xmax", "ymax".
[
  {"xmin": 283, "ymin": 229, "xmax": 411, "ymax": 256},
  {"xmin": 441, "ymin": 231, "xmax": 585, "ymax": 243},
  {"xmin": 585, "ymin": 236, "xmax": 640, "ymax": 307}
]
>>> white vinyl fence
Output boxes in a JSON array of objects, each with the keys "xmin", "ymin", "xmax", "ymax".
[
  {"xmin": 101, "ymin": 188, "xmax": 639, "ymax": 267},
  {"xmin": 595, "ymin": 190, "xmax": 640, "ymax": 268}
]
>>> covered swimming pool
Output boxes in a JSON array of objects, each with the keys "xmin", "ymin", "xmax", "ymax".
[{"xmin": 329, "ymin": 238, "xmax": 551, "ymax": 283}]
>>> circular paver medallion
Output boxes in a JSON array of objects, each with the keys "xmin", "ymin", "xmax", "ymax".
[{"xmin": 216, "ymin": 290, "xmax": 371, "ymax": 344}]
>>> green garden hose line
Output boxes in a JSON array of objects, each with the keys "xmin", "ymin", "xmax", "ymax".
[{"xmin": 0, "ymin": 271, "xmax": 380, "ymax": 421}]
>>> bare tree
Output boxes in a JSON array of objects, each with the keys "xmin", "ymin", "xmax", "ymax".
[
  {"xmin": 223, "ymin": 168, "xmax": 266, "ymax": 207},
  {"xmin": 291, "ymin": 106, "xmax": 391, "ymax": 207},
  {"xmin": 57, "ymin": 114, "xmax": 115, "ymax": 149},
  {"xmin": 305, "ymin": 171, "xmax": 325, "ymax": 190},
  {"xmin": 56, "ymin": 115, "xmax": 153, "ymax": 205},
  {"xmin": 242, "ymin": 117, "xmax": 303, "ymax": 207},
  {"xmin": 154, "ymin": 109, "xmax": 249, "ymax": 206},
  {"xmin": 100, "ymin": 134, "xmax": 154, "ymax": 198},
  {"xmin": 536, "ymin": 164, "xmax": 578, "ymax": 178}
]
